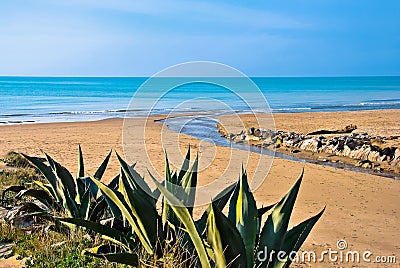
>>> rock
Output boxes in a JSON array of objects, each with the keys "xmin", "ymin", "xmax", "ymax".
[
  {"xmin": 345, "ymin": 140, "xmax": 363, "ymax": 150},
  {"xmin": 245, "ymin": 135, "xmax": 260, "ymax": 141},
  {"xmin": 367, "ymin": 151, "xmax": 381, "ymax": 162},
  {"xmin": 307, "ymin": 124, "xmax": 357, "ymax": 135},
  {"xmin": 390, "ymin": 148, "xmax": 400, "ymax": 168},
  {"xmin": 381, "ymin": 147, "xmax": 396, "ymax": 159},
  {"xmin": 227, "ymin": 126, "xmax": 400, "ymax": 170},
  {"xmin": 299, "ymin": 138, "xmax": 321, "ymax": 152},
  {"xmin": 351, "ymin": 145, "xmax": 371, "ymax": 160},
  {"xmin": 333, "ymin": 140, "xmax": 345, "ymax": 152},
  {"xmin": 216, "ymin": 122, "xmax": 228, "ymax": 137},
  {"xmin": 253, "ymin": 129, "xmax": 262, "ymax": 137},
  {"xmin": 323, "ymin": 144, "xmax": 336, "ymax": 154},
  {"xmin": 356, "ymin": 160, "xmax": 373, "ymax": 169},
  {"xmin": 375, "ymin": 167, "xmax": 384, "ymax": 172},
  {"xmin": 342, "ymin": 145, "xmax": 352, "ymax": 157},
  {"xmin": 247, "ymin": 127, "xmax": 255, "ymax": 135}
]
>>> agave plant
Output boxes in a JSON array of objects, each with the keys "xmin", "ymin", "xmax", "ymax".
[
  {"xmin": 58, "ymin": 148, "xmax": 199, "ymax": 265},
  {"xmin": 153, "ymin": 166, "xmax": 324, "ymax": 268},
  {"xmin": 58, "ymin": 147, "xmax": 324, "ymax": 267},
  {"xmin": 2, "ymin": 146, "xmax": 114, "ymax": 222}
]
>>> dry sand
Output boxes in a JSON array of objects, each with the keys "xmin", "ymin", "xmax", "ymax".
[{"xmin": 0, "ymin": 110, "xmax": 399, "ymax": 267}]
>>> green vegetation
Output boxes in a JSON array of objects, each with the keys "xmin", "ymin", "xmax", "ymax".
[
  {"xmin": 2, "ymin": 146, "xmax": 112, "ymax": 223},
  {"xmin": 0, "ymin": 146, "xmax": 324, "ymax": 267},
  {"xmin": 0, "ymin": 221, "xmax": 122, "ymax": 267}
]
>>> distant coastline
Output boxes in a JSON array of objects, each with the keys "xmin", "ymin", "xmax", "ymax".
[{"xmin": 1, "ymin": 76, "xmax": 399, "ymax": 125}]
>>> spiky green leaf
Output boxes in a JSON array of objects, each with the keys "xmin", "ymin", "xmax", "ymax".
[
  {"xmin": 87, "ymin": 175, "xmax": 154, "ymax": 254},
  {"xmin": 207, "ymin": 203, "xmax": 247, "ymax": 268},
  {"xmin": 82, "ymin": 245, "xmax": 138, "ymax": 266},
  {"xmin": 120, "ymin": 170, "xmax": 161, "ymax": 248},
  {"xmin": 181, "ymin": 154, "xmax": 198, "ymax": 215},
  {"xmin": 178, "ymin": 146, "xmax": 191, "ymax": 183},
  {"xmin": 78, "ymin": 145, "xmax": 85, "ymax": 178},
  {"xmin": 15, "ymin": 189, "xmax": 53, "ymax": 208},
  {"xmin": 59, "ymin": 217, "xmax": 132, "ymax": 249},
  {"xmin": 22, "ymin": 154, "xmax": 58, "ymax": 198},
  {"xmin": 228, "ymin": 167, "xmax": 258, "ymax": 267},
  {"xmin": 116, "ymin": 152, "xmax": 154, "ymax": 206},
  {"xmin": 280, "ymin": 207, "xmax": 325, "ymax": 268},
  {"xmin": 150, "ymin": 173, "xmax": 211, "ymax": 268},
  {"xmin": 258, "ymin": 169, "xmax": 304, "ymax": 268},
  {"xmin": 196, "ymin": 182, "xmax": 236, "ymax": 236}
]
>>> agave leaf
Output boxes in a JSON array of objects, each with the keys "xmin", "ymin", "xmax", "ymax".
[
  {"xmin": 181, "ymin": 154, "xmax": 198, "ymax": 215},
  {"xmin": 57, "ymin": 180, "xmax": 80, "ymax": 218},
  {"xmin": 59, "ymin": 217, "xmax": 132, "ymax": 249},
  {"xmin": 258, "ymin": 169, "xmax": 304, "ymax": 268},
  {"xmin": 99, "ymin": 173, "xmax": 122, "ymax": 219},
  {"xmin": 94, "ymin": 150, "xmax": 112, "ymax": 181},
  {"xmin": 77, "ymin": 145, "xmax": 84, "ymax": 178},
  {"xmin": 207, "ymin": 203, "xmax": 247, "ymax": 268},
  {"xmin": 206, "ymin": 205, "xmax": 226, "ymax": 267},
  {"xmin": 83, "ymin": 245, "xmax": 138, "ymax": 266},
  {"xmin": 15, "ymin": 189, "xmax": 53, "ymax": 207},
  {"xmin": 162, "ymin": 152, "xmax": 176, "ymax": 226},
  {"xmin": 79, "ymin": 188, "xmax": 91, "ymax": 220},
  {"xmin": 42, "ymin": 151, "xmax": 77, "ymax": 200},
  {"xmin": 107, "ymin": 173, "xmax": 120, "ymax": 189},
  {"xmin": 11, "ymin": 202, "xmax": 46, "ymax": 216},
  {"xmin": 178, "ymin": 146, "xmax": 191, "ymax": 183},
  {"xmin": 33, "ymin": 180, "xmax": 55, "ymax": 200},
  {"xmin": 87, "ymin": 175, "xmax": 154, "ymax": 254},
  {"xmin": 196, "ymin": 182, "xmax": 236, "ymax": 236},
  {"xmin": 280, "ymin": 207, "xmax": 325, "ymax": 268},
  {"xmin": 88, "ymin": 197, "xmax": 107, "ymax": 221},
  {"xmin": 258, "ymin": 203, "xmax": 277, "ymax": 220},
  {"xmin": 228, "ymin": 167, "xmax": 258, "ymax": 267},
  {"xmin": 255, "ymin": 203, "xmax": 277, "ymax": 248},
  {"xmin": 150, "ymin": 173, "xmax": 211, "ymax": 268},
  {"xmin": 213, "ymin": 183, "xmax": 236, "ymax": 211},
  {"xmin": 21, "ymin": 154, "xmax": 58, "ymax": 198},
  {"xmin": 120, "ymin": 170, "xmax": 161, "ymax": 248},
  {"xmin": 76, "ymin": 178, "xmax": 88, "ymax": 203},
  {"xmin": 152, "ymin": 180, "xmax": 164, "ymax": 201},
  {"xmin": 85, "ymin": 150, "xmax": 112, "ymax": 198},
  {"xmin": 116, "ymin": 152, "xmax": 154, "ymax": 206},
  {"xmin": 1, "ymin": 185, "xmax": 26, "ymax": 200}
]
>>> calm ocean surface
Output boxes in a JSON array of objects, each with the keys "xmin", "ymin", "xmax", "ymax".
[{"xmin": 0, "ymin": 76, "xmax": 399, "ymax": 124}]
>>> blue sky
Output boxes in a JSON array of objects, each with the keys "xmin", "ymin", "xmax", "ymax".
[{"xmin": 0, "ymin": 0, "xmax": 399, "ymax": 76}]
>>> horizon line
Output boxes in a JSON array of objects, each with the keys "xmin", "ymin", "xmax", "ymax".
[{"xmin": 1, "ymin": 75, "xmax": 399, "ymax": 78}]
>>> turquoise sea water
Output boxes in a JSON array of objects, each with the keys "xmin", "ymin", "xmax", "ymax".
[{"xmin": 0, "ymin": 76, "xmax": 399, "ymax": 124}]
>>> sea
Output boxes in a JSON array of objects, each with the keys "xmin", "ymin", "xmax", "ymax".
[{"xmin": 0, "ymin": 76, "xmax": 399, "ymax": 124}]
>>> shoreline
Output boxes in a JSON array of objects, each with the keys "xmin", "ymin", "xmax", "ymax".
[
  {"xmin": 1, "ymin": 108, "xmax": 400, "ymax": 127},
  {"xmin": 1, "ymin": 109, "xmax": 400, "ymax": 179}
]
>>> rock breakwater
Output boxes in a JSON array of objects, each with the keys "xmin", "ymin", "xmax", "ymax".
[{"xmin": 218, "ymin": 124, "xmax": 400, "ymax": 173}]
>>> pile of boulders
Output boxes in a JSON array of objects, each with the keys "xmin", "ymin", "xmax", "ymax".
[{"xmin": 221, "ymin": 126, "xmax": 400, "ymax": 170}]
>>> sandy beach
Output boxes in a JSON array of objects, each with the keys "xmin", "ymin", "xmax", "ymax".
[{"xmin": 0, "ymin": 109, "xmax": 399, "ymax": 267}]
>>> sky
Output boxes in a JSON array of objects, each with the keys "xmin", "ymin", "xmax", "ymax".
[{"xmin": 0, "ymin": 0, "xmax": 399, "ymax": 77}]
